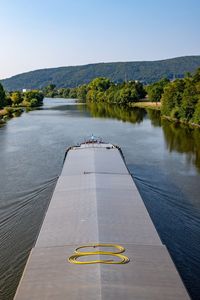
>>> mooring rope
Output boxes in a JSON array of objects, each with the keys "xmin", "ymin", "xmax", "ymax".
[{"xmin": 68, "ymin": 243, "xmax": 130, "ymax": 264}]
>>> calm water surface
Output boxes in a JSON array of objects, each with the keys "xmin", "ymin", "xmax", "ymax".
[{"xmin": 0, "ymin": 98, "xmax": 200, "ymax": 299}]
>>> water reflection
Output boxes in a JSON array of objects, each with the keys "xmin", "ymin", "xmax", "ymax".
[
  {"xmin": 146, "ymin": 108, "xmax": 162, "ymax": 127},
  {"xmin": 86, "ymin": 103, "xmax": 200, "ymax": 172},
  {"xmin": 86, "ymin": 102, "xmax": 146, "ymax": 124},
  {"xmin": 162, "ymin": 120, "xmax": 200, "ymax": 171}
]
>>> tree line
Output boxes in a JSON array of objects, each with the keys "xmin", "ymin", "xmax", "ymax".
[
  {"xmin": 44, "ymin": 68, "xmax": 200, "ymax": 125},
  {"xmin": 43, "ymin": 78, "xmax": 147, "ymax": 104},
  {"xmin": 0, "ymin": 85, "xmax": 44, "ymax": 109},
  {"xmin": 146, "ymin": 68, "xmax": 200, "ymax": 124},
  {"xmin": 0, "ymin": 85, "xmax": 44, "ymax": 123},
  {"xmin": 5, "ymin": 66, "xmax": 198, "ymax": 126}
]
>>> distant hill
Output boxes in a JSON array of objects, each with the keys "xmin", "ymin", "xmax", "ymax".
[{"xmin": 1, "ymin": 56, "xmax": 200, "ymax": 91}]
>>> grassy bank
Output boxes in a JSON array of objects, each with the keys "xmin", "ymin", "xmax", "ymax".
[{"xmin": 129, "ymin": 101, "xmax": 161, "ymax": 110}]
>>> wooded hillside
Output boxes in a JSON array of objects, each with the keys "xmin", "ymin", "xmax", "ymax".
[{"xmin": 1, "ymin": 56, "xmax": 200, "ymax": 91}]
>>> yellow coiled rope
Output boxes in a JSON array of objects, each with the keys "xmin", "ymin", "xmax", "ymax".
[{"xmin": 68, "ymin": 243, "xmax": 129, "ymax": 264}]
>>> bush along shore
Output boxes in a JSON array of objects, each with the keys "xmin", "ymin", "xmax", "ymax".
[
  {"xmin": 0, "ymin": 84, "xmax": 44, "ymax": 124},
  {"xmin": 0, "ymin": 107, "xmax": 24, "ymax": 124}
]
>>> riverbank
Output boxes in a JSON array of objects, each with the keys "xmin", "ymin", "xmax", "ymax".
[
  {"xmin": 162, "ymin": 115, "xmax": 200, "ymax": 129},
  {"xmin": 128, "ymin": 101, "xmax": 200, "ymax": 128},
  {"xmin": 0, "ymin": 107, "xmax": 23, "ymax": 124}
]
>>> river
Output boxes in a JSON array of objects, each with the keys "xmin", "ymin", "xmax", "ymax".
[{"xmin": 0, "ymin": 98, "xmax": 200, "ymax": 300}]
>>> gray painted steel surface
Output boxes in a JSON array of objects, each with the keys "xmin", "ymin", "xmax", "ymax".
[{"xmin": 14, "ymin": 143, "xmax": 190, "ymax": 299}]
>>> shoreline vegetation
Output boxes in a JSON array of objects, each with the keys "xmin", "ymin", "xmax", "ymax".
[
  {"xmin": 0, "ymin": 86, "xmax": 44, "ymax": 124},
  {"xmin": 43, "ymin": 67, "xmax": 200, "ymax": 127},
  {"xmin": 1, "ymin": 67, "xmax": 200, "ymax": 128},
  {"xmin": 130, "ymin": 102, "xmax": 200, "ymax": 128},
  {"xmin": 0, "ymin": 107, "xmax": 24, "ymax": 124}
]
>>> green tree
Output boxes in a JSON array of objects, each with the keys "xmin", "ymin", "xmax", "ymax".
[
  {"xmin": 192, "ymin": 100, "xmax": 200, "ymax": 124},
  {"xmin": 43, "ymin": 84, "xmax": 57, "ymax": 97},
  {"xmin": 5, "ymin": 95, "xmax": 12, "ymax": 106},
  {"xmin": 21, "ymin": 90, "xmax": 44, "ymax": 107},
  {"xmin": 11, "ymin": 91, "xmax": 23, "ymax": 106},
  {"xmin": 179, "ymin": 80, "xmax": 199, "ymax": 121},
  {"xmin": 86, "ymin": 78, "xmax": 112, "ymax": 102},
  {"xmin": 77, "ymin": 84, "xmax": 88, "ymax": 101},
  {"xmin": 160, "ymin": 67, "xmax": 200, "ymax": 124},
  {"xmin": 161, "ymin": 79, "xmax": 185, "ymax": 117},
  {"xmin": 86, "ymin": 89, "xmax": 98, "ymax": 102},
  {"xmin": 118, "ymin": 81, "xmax": 146, "ymax": 104},
  {"xmin": 105, "ymin": 85, "xmax": 118, "ymax": 103},
  {"xmin": 133, "ymin": 81, "xmax": 147, "ymax": 99},
  {"xmin": 119, "ymin": 87, "xmax": 132, "ymax": 104},
  {"xmin": 68, "ymin": 88, "xmax": 78, "ymax": 98},
  {"xmin": 88, "ymin": 77, "xmax": 112, "ymax": 92},
  {"xmin": 192, "ymin": 67, "xmax": 200, "ymax": 83},
  {"xmin": 147, "ymin": 78, "xmax": 170, "ymax": 103},
  {"xmin": 85, "ymin": 78, "xmax": 146, "ymax": 104},
  {"xmin": 57, "ymin": 88, "xmax": 70, "ymax": 98},
  {"xmin": 0, "ymin": 83, "xmax": 6, "ymax": 108}
]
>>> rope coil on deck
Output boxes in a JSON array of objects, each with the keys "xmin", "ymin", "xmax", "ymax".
[{"xmin": 68, "ymin": 243, "xmax": 130, "ymax": 264}]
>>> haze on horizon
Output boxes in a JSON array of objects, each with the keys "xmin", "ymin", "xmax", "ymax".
[{"xmin": 0, "ymin": 0, "xmax": 200, "ymax": 79}]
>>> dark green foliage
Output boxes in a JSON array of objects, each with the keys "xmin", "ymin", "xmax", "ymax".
[
  {"xmin": 84, "ymin": 78, "xmax": 146, "ymax": 104},
  {"xmin": 0, "ymin": 83, "xmax": 6, "ymax": 108},
  {"xmin": 1, "ymin": 89, "xmax": 44, "ymax": 109},
  {"xmin": 88, "ymin": 77, "xmax": 112, "ymax": 92},
  {"xmin": 1, "ymin": 56, "xmax": 200, "ymax": 91},
  {"xmin": 68, "ymin": 88, "xmax": 78, "ymax": 99},
  {"xmin": 46, "ymin": 77, "xmax": 146, "ymax": 104},
  {"xmin": 5, "ymin": 95, "xmax": 12, "ymax": 106},
  {"xmin": 0, "ymin": 88, "xmax": 44, "ymax": 124},
  {"xmin": 76, "ymin": 84, "xmax": 88, "ymax": 101},
  {"xmin": 192, "ymin": 68, "xmax": 200, "ymax": 83},
  {"xmin": 58, "ymin": 88, "xmax": 70, "ymax": 98},
  {"xmin": 192, "ymin": 100, "xmax": 200, "ymax": 124},
  {"xmin": 118, "ymin": 81, "xmax": 146, "ymax": 104},
  {"xmin": 179, "ymin": 80, "xmax": 199, "ymax": 121},
  {"xmin": 43, "ymin": 84, "xmax": 57, "ymax": 98},
  {"xmin": 161, "ymin": 68, "xmax": 200, "ymax": 124},
  {"xmin": 146, "ymin": 78, "xmax": 170, "ymax": 102},
  {"xmin": 161, "ymin": 79, "xmax": 185, "ymax": 116},
  {"xmin": 22, "ymin": 90, "xmax": 44, "ymax": 107},
  {"xmin": 86, "ymin": 78, "xmax": 112, "ymax": 102}
]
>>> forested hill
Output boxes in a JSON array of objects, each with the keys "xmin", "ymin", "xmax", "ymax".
[{"xmin": 1, "ymin": 56, "xmax": 200, "ymax": 91}]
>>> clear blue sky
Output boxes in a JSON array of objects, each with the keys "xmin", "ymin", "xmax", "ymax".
[{"xmin": 0, "ymin": 0, "xmax": 200, "ymax": 79}]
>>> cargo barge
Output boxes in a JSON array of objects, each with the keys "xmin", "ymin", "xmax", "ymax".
[{"xmin": 14, "ymin": 139, "xmax": 190, "ymax": 299}]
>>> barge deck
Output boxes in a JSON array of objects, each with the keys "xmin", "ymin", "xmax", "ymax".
[{"xmin": 14, "ymin": 142, "xmax": 190, "ymax": 299}]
